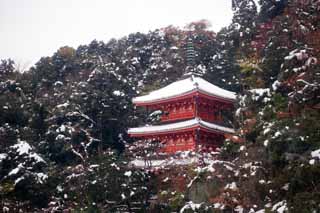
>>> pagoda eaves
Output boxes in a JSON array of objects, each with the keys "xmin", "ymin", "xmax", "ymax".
[
  {"xmin": 133, "ymin": 76, "xmax": 236, "ymax": 106},
  {"xmin": 128, "ymin": 118, "xmax": 234, "ymax": 137}
]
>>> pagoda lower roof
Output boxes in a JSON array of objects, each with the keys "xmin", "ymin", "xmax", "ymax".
[
  {"xmin": 128, "ymin": 118, "xmax": 235, "ymax": 137},
  {"xmin": 133, "ymin": 76, "xmax": 236, "ymax": 106}
]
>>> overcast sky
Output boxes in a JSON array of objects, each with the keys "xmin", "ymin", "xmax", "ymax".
[{"xmin": 0, "ymin": 0, "xmax": 233, "ymax": 68}]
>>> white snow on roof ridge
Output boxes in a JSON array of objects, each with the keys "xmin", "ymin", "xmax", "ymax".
[
  {"xmin": 128, "ymin": 118, "xmax": 234, "ymax": 134},
  {"xmin": 200, "ymin": 119, "xmax": 235, "ymax": 134},
  {"xmin": 128, "ymin": 119, "xmax": 198, "ymax": 134},
  {"xmin": 133, "ymin": 76, "xmax": 236, "ymax": 104}
]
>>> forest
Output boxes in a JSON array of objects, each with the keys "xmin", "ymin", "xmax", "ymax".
[{"xmin": 0, "ymin": 0, "xmax": 320, "ymax": 212}]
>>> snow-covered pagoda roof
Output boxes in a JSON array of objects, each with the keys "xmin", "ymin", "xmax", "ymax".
[
  {"xmin": 128, "ymin": 118, "xmax": 235, "ymax": 136},
  {"xmin": 133, "ymin": 76, "xmax": 236, "ymax": 105}
]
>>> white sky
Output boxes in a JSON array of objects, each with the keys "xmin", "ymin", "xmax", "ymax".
[{"xmin": 0, "ymin": 0, "xmax": 233, "ymax": 68}]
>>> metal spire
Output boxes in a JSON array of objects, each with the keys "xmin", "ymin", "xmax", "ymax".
[
  {"xmin": 186, "ymin": 36, "xmax": 196, "ymax": 67},
  {"xmin": 183, "ymin": 33, "xmax": 203, "ymax": 78}
]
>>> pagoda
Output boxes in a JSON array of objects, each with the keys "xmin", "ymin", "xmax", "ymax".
[{"xmin": 128, "ymin": 38, "xmax": 236, "ymax": 153}]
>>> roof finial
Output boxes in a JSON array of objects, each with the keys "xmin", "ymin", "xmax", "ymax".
[
  {"xmin": 186, "ymin": 35, "xmax": 196, "ymax": 67},
  {"xmin": 183, "ymin": 32, "xmax": 203, "ymax": 78}
]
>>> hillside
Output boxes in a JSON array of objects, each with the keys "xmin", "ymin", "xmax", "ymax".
[{"xmin": 0, "ymin": 0, "xmax": 320, "ymax": 212}]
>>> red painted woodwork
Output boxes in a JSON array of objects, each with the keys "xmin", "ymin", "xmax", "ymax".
[
  {"xmin": 146, "ymin": 95, "xmax": 233, "ymax": 123},
  {"xmin": 160, "ymin": 99, "xmax": 196, "ymax": 122},
  {"xmin": 130, "ymin": 87, "xmax": 234, "ymax": 153},
  {"xmin": 129, "ymin": 126, "xmax": 227, "ymax": 154}
]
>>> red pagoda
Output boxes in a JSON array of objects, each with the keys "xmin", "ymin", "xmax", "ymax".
[{"xmin": 128, "ymin": 75, "xmax": 236, "ymax": 153}]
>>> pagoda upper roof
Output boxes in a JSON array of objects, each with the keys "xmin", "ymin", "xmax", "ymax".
[
  {"xmin": 133, "ymin": 76, "xmax": 236, "ymax": 105},
  {"xmin": 128, "ymin": 118, "xmax": 235, "ymax": 136}
]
